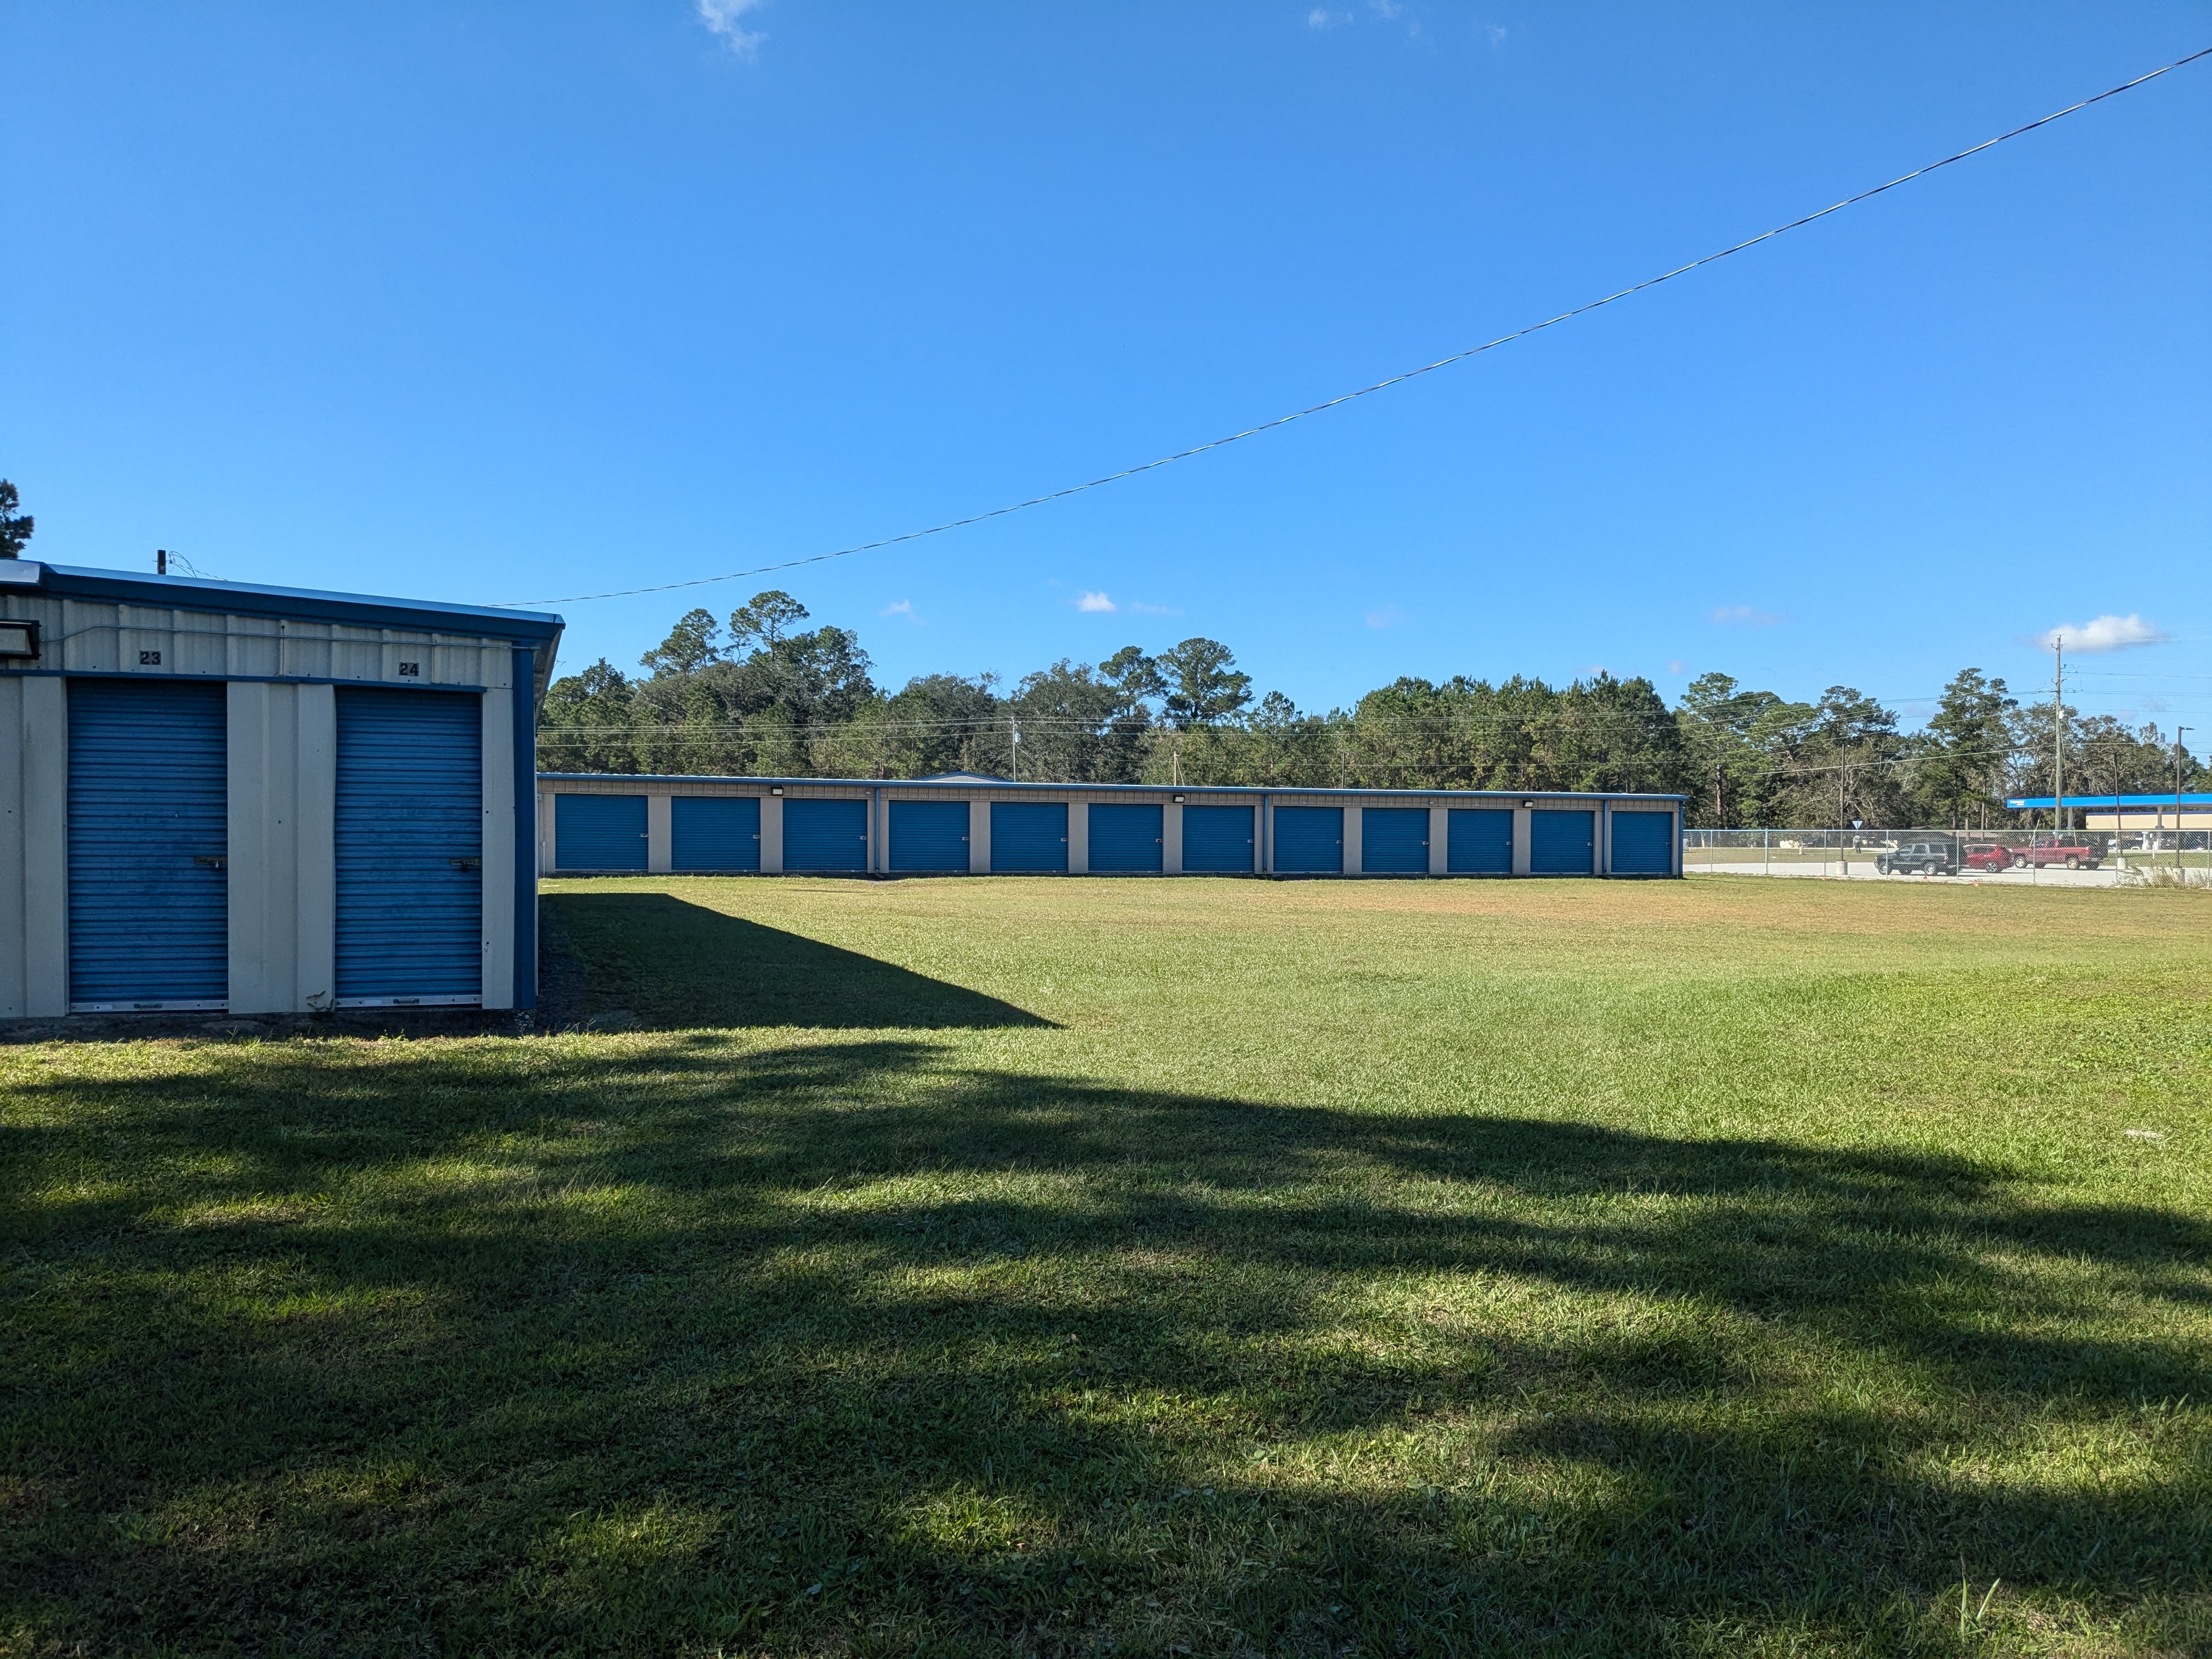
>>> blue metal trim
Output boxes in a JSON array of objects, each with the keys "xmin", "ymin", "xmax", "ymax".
[
  {"xmin": 33, "ymin": 563, "xmax": 562, "ymax": 641},
  {"xmin": 511, "ymin": 650, "xmax": 538, "ymax": 1009}
]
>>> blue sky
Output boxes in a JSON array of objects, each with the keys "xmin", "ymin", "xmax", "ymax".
[{"xmin": 5, "ymin": 3, "xmax": 2208, "ymax": 731}]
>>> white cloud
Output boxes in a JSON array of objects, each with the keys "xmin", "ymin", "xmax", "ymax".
[
  {"xmin": 1484, "ymin": 22, "xmax": 1507, "ymax": 43},
  {"xmin": 697, "ymin": 0, "xmax": 767, "ymax": 57},
  {"xmin": 1709, "ymin": 605, "xmax": 1783, "ymax": 627},
  {"xmin": 1307, "ymin": 8, "xmax": 1332, "ymax": 27},
  {"xmin": 2039, "ymin": 613, "xmax": 2168, "ymax": 653},
  {"xmin": 1365, "ymin": 604, "xmax": 1407, "ymax": 629},
  {"xmin": 880, "ymin": 599, "xmax": 922, "ymax": 623},
  {"xmin": 1667, "ymin": 659, "xmax": 1685, "ymax": 676},
  {"xmin": 1076, "ymin": 590, "xmax": 1117, "ymax": 613},
  {"xmin": 1367, "ymin": 0, "xmax": 1402, "ymax": 18}
]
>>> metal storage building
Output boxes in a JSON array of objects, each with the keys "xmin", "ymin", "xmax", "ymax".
[
  {"xmin": 539, "ymin": 772, "xmax": 1684, "ymax": 879},
  {"xmin": 0, "ymin": 560, "xmax": 561, "ymax": 1019}
]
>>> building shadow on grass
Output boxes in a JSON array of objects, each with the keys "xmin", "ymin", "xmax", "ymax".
[
  {"xmin": 5, "ymin": 1036, "xmax": 2208, "ymax": 1652},
  {"xmin": 543, "ymin": 891, "xmax": 1054, "ymax": 1030}
]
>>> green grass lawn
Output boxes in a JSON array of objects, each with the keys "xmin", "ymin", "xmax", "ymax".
[{"xmin": 4, "ymin": 876, "xmax": 2209, "ymax": 1657}]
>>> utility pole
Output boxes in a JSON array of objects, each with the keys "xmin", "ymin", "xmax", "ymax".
[
  {"xmin": 1010, "ymin": 716, "xmax": 1020, "ymax": 783},
  {"xmin": 2050, "ymin": 641, "xmax": 2063, "ymax": 832},
  {"xmin": 2180, "ymin": 727, "xmax": 2194, "ymax": 872}
]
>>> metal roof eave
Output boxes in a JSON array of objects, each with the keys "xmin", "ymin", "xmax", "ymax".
[
  {"xmin": 22, "ymin": 562, "xmax": 565, "ymax": 644},
  {"xmin": 535, "ymin": 772, "xmax": 1689, "ymax": 801}
]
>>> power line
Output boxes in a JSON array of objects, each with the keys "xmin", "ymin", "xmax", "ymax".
[{"xmin": 504, "ymin": 46, "xmax": 2211, "ymax": 610}]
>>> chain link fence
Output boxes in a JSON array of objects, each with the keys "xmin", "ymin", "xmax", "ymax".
[{"xmin": 1685, "ymin": 828, "xmax": 2211, "ymax": 887}]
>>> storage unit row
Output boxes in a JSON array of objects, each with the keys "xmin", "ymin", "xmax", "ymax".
[
  {"xmin": 540, "ymin": 780, "xmax": 1683, "ymax": 878},
  {"xmin": 0, "ymin": 561, "xmax": 561, "ymax": 1019}
]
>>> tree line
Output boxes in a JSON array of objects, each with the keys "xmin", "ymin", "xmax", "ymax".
[{"xmin": 538, "ymin": 592, "xmax": 2203, "ymax": 828}]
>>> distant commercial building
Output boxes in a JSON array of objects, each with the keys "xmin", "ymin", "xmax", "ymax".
[
  {"xmin": 2005, "ymin": 793, "xmax": 2212, "ymax": 832},
  {"xmin": 539, "ymin": 772, "xmax": 1684, "ymax": 878}
]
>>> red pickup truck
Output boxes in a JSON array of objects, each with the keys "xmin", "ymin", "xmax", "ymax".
[{"xmin": 1963, "ymin": 840, "xmax": 2101, "ymax": 872}]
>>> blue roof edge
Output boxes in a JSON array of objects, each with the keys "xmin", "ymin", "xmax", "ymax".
[
  {"xmin": 29, "ymin": 562, "xmax": 565, "ymax": 641},
  {"xmin": 536, "ymin": 772, "xmax": 1689, "ymax": 800}
]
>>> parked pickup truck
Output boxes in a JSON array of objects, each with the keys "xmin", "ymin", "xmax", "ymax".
[
  {"xmin": 1962, "ymin": 839, "xmax": 2102, "ymax": 872},
  {"xmin": 1875, "ymin": 838, "xmax": 1959, "ymax": 876}
]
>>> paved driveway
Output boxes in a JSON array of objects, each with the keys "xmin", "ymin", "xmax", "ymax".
[{"xmin": 1689, "ymin": 859, "xmax": 2126, "ymax": 888}]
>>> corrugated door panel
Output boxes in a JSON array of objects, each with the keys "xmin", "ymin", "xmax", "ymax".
[
  {"xmin": 783, "ymin": 798, "xmax": 868, "ymax": 870},
  {"xmin": 1182, "ymin": 805, "xmax": 1254, "ymax": 872},
  {"xmin": 335, "ymin": 688, "xmax": 482, "ymax": 1005},
  {"xmin": 1361, "ymin": 807, "xmax": 1429, "ymax": 873},
  {"xmin": 990, "ymin": 802, "xmax": 1068, "ymax": 872},
  {"xmin": 1530, "ymin": 809, "xmax": 1595, "ymax": 874},
  {"xmin": 890, "ymin": 800, "xmax": 969, "ymax": 871},
  {"xmin": 1447, "ymin": 809, "xmax": 1513, "ymax": 873},
  {"xmin": 1274, "ymin": 806, "xmax": 1344, "ymax": 873},
  {"xmin": 66, "ymin": 678, "xmax": 229, "ymax": 1010},
  {"xmin": 1611, "ymin": 810, "xmax": 1675, "ymax": 874},
  {"xmin": 671, "ymin": 795, "xmax": 761, "ymax": 871},
  {"xmin": 555, "ymin": 794, "xmax": 648, "ymax": 870},
  {"xmin": 1087, "ymin": 804, "xmax": 1163, "ymax": 872}
]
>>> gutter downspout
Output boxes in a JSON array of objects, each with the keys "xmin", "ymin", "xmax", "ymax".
[{"xmin": 872, "ymin": 785, "xmax": 882, "ymax": 874}]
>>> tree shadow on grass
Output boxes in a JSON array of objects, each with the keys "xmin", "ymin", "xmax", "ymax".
[
  {"xmin": 3, "ymin": 1037, "xmax": 2208, "ymax": 1655},
  {"xmin": 544, "ymin": 891, "xmax": 1055, "ymax": 1030}
]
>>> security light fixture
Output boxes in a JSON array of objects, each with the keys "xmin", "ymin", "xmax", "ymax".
[
  {"xmin": 0, "ymin": 619, "xmax": 38, "ymax": 661},
  {"xmin": 1172, "ymin": 793, "xmax": 1185, "ymax": 804},
  {"xmin": 1522, "ymin": 799, "xmax": 1536, "ymax": 809},
  {"xmin": 769, "ymin": 785, "xmax": 784, "ymax": 796}
]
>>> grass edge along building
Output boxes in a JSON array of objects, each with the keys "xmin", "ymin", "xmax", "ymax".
[
  {"xmin": 541, "ymin": 772, "xmax": 1685, "ymax": 880},
  {"xmin": 0, "ymin": 560, "xmax": 562, "ymax": 1019}
]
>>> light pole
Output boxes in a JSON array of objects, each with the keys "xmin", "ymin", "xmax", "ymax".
[{"xmin": 2052, "ymin": 639, "xmax": 2066, "ymax": 835}]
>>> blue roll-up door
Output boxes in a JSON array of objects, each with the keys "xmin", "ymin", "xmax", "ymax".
[
  {"xmin": 890, "ymin": 800, "xmax": 969, "ymax": 871},
  {"xmin": 784, "ymin": 797, "xmax": 868, "ymax": 870},
  {"xmin": 1361, "ymin": 807, "xmax": 1429, "ymax": 873},
  {"xmin": 1531, "ymin": 809, "xmax": 1595, "ymax": 874},
  {"xmin": 672, "ymin": 795, "xmax": 761, "ymax": 871},
  {"xmin": 1611, "ymin": 810, "xmax": 1675, "ymax": 875},
  {"xmin": 66, "ymin": 678, "xmax": 229, "ymax": 1010},
  {"xmin": 1274, "ymin": 805, "xmax": 1344, "ymax": 873},
  {"xmin": 556, "ymin": 794, "xmax": 648, "ymax": 871},
  {"xmin": 1182, "ymin": 804, "xmax": 1254, "ymax": 873},
  {"xmin": 1088, "ymin": 803, "xmax": 1163, "ymax": 872},
  {"xmin": 335, "ymin": 689, "xmax": 482, "ymax": 1006},
  {"xmin": 1447, "ymin": 809, "xmax": 1513, "ymax": 873},
  {"xmin": 990, "ymin": 802, "xmax": 1068, "ymax": 872}
]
